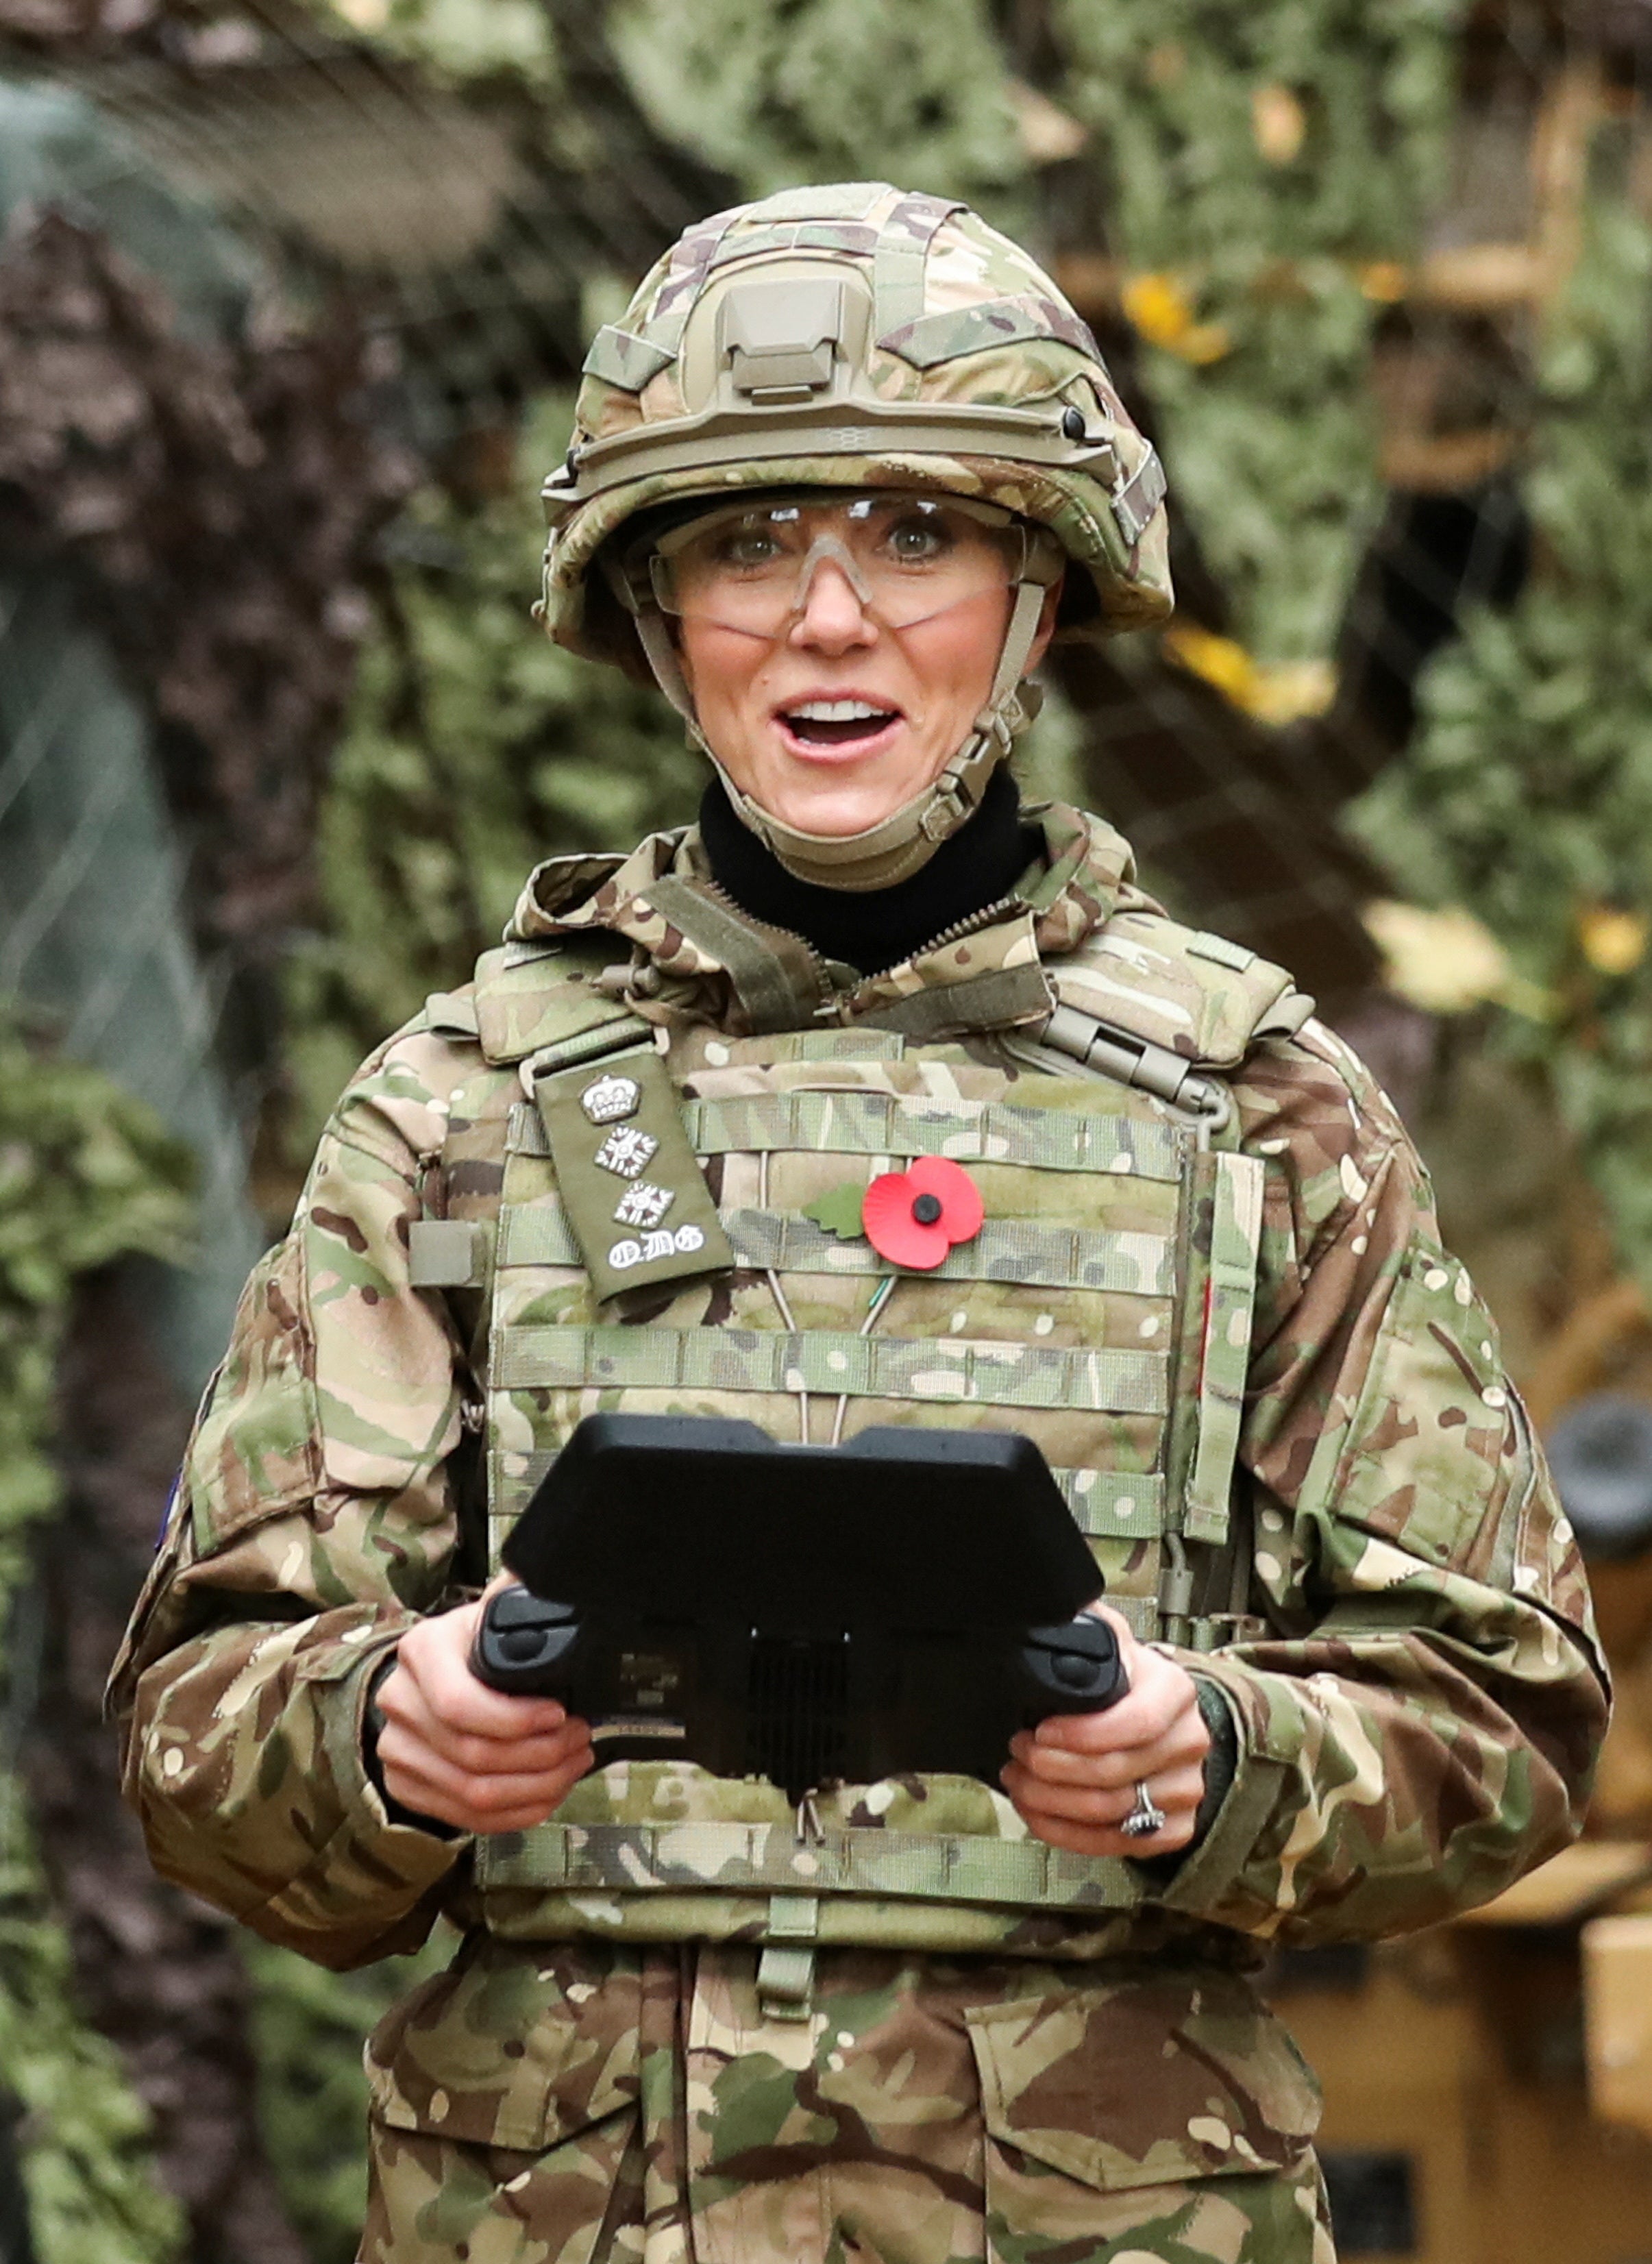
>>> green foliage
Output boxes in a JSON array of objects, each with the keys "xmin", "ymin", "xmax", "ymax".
[
  {"xmin": 1348, "ymin": 171, "xmax": 1652, "ymax": 1287},
  {"xmin": 245, "ymin": 1932, "xmax": 453, "ymax": 2264},
  {"xmin": 0, "ymin": 1011, "xmax": 193, "ymax": 1648},
  {"xmin": 1056, "ymin": 0, "xmax": 1462, "ymax": 662},
  {"xmin": 0, "ymin": 1009, "xmax": 193, "ymax": 2264},
  {"xmin": 285, "ymin": 393, "xmax": 700, "ymax": 1147},
  {"xmin": 608, "ymin": 0, "xmax": 1027, "ymax": 225},
  {"xmin": 0, "ymin": 1811, "xmax": 184, "ymax": 2264},
  {"xmin": 314, "ymin": 0, "xmax": 560, "ymax": 88}
]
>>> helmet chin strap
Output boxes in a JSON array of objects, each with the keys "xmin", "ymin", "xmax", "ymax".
[{"xmin": 632, "ymin": 576, "xmax": 1051, "ymax": 894}]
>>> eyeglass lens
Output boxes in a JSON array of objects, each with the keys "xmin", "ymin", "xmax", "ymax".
[{"xmin": 650, "ymin": 496, "xmax": 1024, "ymax": 635}]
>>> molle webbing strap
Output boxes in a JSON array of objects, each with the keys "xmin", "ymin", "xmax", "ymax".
[
  {"xmin": 873, "ymin": 192, "xmax": 967, "ymax": 339},
  {"xmin": 499, "ymin": 1199, "xmax": 1174, "ymax": 1298},
  {"xmin": 756, "ymin": 1892, "xmax": 818, "ymax": 2021},
  {"xmin": 526, "ymin": 1015, "xmax": 655, "ymax": 1076},
  {"xmin": 493, "ymin": 1322, "xmax": 1168, "ymax": 1417},
  {"xmin": 478, "ymin": 1821, "xmax": 1144, "ymax": 1912},
  {"xmin": 1182, "ymin": 1149, "xmax": 1266, "ymax": 1547},
  {"xmin": 500, "ymin": 1448, "xmax": 1163, "ymax": 1544},
  {"xmin": 858, "ymin": 965, "xmax": 1052, "ymax": 1044},
  {"xmin": 506, "ymin": 1092, "xmax": 1185, "ymax": 1179}
]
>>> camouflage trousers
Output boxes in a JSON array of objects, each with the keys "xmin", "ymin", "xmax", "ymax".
[{"xmin": 360, "ymin": 1936, "xmax": 1331, "ymax": 2264}]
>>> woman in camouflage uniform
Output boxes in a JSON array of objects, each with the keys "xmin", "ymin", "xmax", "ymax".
[{"xmin": 112, "ymin": 187, "xmax": 1607, "ymax": 2264}]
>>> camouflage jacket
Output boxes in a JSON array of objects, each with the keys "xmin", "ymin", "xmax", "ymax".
[{"xmin": 110, "ymin": 804, "xmax": 1607, "ymax": 1972}]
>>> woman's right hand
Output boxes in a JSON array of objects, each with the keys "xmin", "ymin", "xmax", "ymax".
[{"xmin": 373, "ymin": 1595, "xmax": 594, "ymax": 1834}]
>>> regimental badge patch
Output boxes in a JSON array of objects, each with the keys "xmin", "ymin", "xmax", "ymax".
[
  {"xmin": 530, "ymin": 1046, "xmax": 732, "ymax": 1303},
  {"xmin": 580, "ymin": 1072, "xmax": 641, "ymax": 1125}
]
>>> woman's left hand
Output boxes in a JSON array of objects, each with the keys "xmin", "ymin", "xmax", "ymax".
[{"xmin": 1000, "ymin": 1604, "xmax": 1211, "ymax": 1858}]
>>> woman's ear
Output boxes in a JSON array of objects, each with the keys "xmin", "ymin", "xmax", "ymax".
[{"xmin": 1024, "ymin": 574, "xmax": 1064, "ymax": 675}]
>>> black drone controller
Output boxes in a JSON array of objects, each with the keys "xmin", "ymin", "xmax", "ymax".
[{"xmin": 469, "ymin": 1416, "xmax": 1126, "ymax": 1800}]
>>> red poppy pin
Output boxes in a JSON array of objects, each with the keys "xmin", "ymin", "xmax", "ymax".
[{"xmin": 861, "ymin": 1155, "xmax": 985, "ymax": 1270}]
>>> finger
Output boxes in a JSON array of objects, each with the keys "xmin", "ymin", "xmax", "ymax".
[
  {"xmin": 391, "ymin": 1703, "xmax": 595, "ymax": 1781},
  {"xmin": 1001, "ymin": 1759, "xmax": 1206, "ymax": 1830},
  {"xmin": 378, "ymin": 1710, "xmax": 593, "ymax": 1787},
  {"xmin": 1010, "ymin": 1805, "xmax": 1198, "ymax": 1860},
  {"xmin": 1007, "ymin": 1717, "xmax": 1208, "ymax": 1791},
  {"xmin": 389, "ymin": 1635, "xmax": 572, "ymax": 1741},
  {"xmin": 380, "ymin": 1737, "xmax": 593, "ymax": 1832},
  {"xmin": 381, "ymin": 1665, "xmax": 575, "ymax": 1758},
  {"xmin": 1031, "ymin": 1666, "xmax": 1200, "ymax": 1755}
]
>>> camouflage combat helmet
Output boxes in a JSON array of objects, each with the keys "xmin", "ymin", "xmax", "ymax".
[{"xmin": 538, "ymin": 182, "xmax": 1172, "ymax": 889}]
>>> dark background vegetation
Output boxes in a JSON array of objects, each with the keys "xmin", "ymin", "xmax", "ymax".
[{"xmin": 5, "ymin": 3, "xmax": 1652, "ymax": 2257}]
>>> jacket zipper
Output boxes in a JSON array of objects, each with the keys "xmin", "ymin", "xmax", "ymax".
[{"xmin": 693, "ymin": 878, "xmax": 1030, "ymax": 1022}]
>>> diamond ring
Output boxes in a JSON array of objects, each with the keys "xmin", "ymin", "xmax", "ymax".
[{"xmin": 1119, "ymin": 1780, "xmax": 1167, "ymax": 1839}]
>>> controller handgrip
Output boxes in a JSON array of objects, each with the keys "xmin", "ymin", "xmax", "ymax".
[
  {"xmin": 470, "ymin": 1588, "xmax": 582, "ymax": 1697},
  {"xmin": 1016, "ymin": 1614, "xmax": 1127, "ymax": 1721}
]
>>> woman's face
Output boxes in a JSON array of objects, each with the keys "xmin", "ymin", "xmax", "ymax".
[{"xmin": 674, "ymin": 505, "xmax": 1058, "ymax": 838}]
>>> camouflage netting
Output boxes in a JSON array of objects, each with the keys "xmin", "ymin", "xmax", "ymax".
[
  {"xmin": 1349, "ymin": 139, "xmax": 1652, "ymax": 1298},
  {"xmin": 0, "ymin": 203, "xmax": 413, "ymax": 949},
  {"xmin": 1057, "ymin": 0, "xmax": 1462, "ymax": 675},
  {"xmin": 3, "ymin": 1, "xmax": 1652, "ymax": 2258},
  {"xmin": 282, "ymin": 393, "xmax": 702, "ymax": 1155},
  {"xmin": 607, "ymin": 0, "xmax": 1028, "ymax": 225},
  {"xmin": 0, "ymin": 1010, "xmax": 192, "ymax": 2264}
]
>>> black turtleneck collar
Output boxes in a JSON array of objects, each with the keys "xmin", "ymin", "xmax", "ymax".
[{"xmin": 698, "ymin": 767, "xmax": 1043, "ymax": 975}]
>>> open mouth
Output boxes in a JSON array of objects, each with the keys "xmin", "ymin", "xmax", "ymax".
[{"xmin": 777, "ymin": 698, "xmax": 902, "ymax": 750}]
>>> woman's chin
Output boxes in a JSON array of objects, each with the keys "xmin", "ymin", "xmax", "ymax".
[
  {"xmin": 761, "ymin": 787, "xmax": 915, "ymax": 839},
  {"xmin": 746, "ymin": 755, "xmax": 935, "ymax": 841}
]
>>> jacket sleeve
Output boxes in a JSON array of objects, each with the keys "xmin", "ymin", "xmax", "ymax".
[
  {"xmin": 1164, "ymin": 1020, "xmax": 1609, "ymax": 1942},
  {"xmin": 108, "ymin": 1024, "xmax": 482, "ymax": 1971}
]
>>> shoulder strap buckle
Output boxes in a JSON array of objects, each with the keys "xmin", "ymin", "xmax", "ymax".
[{"xmin": 1037, "ymin": 1004, "xmax": 1233, "ymax": 1140}]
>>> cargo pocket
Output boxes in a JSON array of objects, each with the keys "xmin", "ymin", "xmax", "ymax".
[
  {"xmin": 366, "ymin": 1934, "xmax": 641, "ymax": 2154},
  {"xmin": 966, "ymin": 1967, "xmax": 1323, "ymax": 2263}
]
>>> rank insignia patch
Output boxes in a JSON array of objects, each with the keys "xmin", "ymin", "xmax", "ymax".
[
  {"xmin": 530, "ymin": 1046, "xmax": 732, "ymax": 1303},
  {"xmin": 609, "ymin": 1223, "xmax": 706, "ymax": 1272},
  {"xmin": 580, "ymin": 1072, "xmax": 641, "ymax": 1124},
  {"xmin": 593, "ymin": 1125, "xmax": 659, "ymax": 1179},
  {"xmin": 613, "ymin": 1181, "xmax": 674, "ymax": 1229}
]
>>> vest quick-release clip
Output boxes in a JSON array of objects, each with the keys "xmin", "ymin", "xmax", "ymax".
[{"xmin": 1038, "ymin": 1004, "xmax": 1233, "ymax": 1140}]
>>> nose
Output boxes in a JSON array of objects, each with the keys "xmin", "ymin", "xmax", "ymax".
[{"xmin": 788, "ymin": 556, "xmax": 877, "ymax": 653}]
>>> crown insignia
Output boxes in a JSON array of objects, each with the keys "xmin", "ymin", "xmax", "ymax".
[{"xmin": 580, "ymin": 1072, "xmax": 641, "ymax": 1126}]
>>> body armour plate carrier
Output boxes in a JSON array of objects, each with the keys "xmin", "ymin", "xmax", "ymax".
[{"xmin": 412, "ymin": 910, "xmax": 1311, "ymax": 1958}]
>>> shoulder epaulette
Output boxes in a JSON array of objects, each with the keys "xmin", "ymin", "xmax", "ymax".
[
  {"xmin": 1051, "ymin": 909, "xmax": 1314, "ymax": 1072},
  {"xmin": 469, "ymin": 937, "xmax": 653, "ymax": 1070}
]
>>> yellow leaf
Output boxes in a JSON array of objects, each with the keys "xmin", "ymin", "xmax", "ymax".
[
  {"xmin": 1357, "ymin": 260, "xmax": 1409, "ymax": 304},
  {"xmin": 1364, "ymin": 900, "xmax": 1517, "ymax": 1016},
  {"xmin": 1162, "ymin": 626, "xmax": 1336, "ymax": 724},
  {"xmin": 1120, "ymin": 273, "xmax": 1232, "ymax": 365},
  {"xmin": 1579, "ymin": 905, "xmax": 1649, "ymax": 976},
  {"xmin": 1251, "ymin": 84, "xmax": 1307, "ymax": 167},
  {"xmin": 1246, "ymin": 659, "xmax": 1336, "ymax": 725}
]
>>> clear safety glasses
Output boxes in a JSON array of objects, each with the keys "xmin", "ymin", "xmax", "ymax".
[{"xmin": 643, "ymin": 491, "xmax": 1035, "ymax": 639}]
